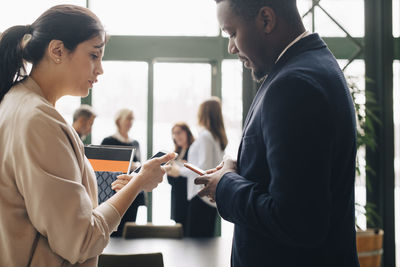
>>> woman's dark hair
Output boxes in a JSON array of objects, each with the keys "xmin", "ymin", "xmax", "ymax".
[
  {"xmin": 198, "ymin": 97, "xmax": 228, "ymax": 150},
  {"xmin": 172, "ymin": 122, "xmax": 195, "ymax": 154},
  {"xmin": 0, "ymin": 5, "xmax": 104, "ymax": 102}
]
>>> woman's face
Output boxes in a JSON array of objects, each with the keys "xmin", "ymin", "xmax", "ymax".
[
  {"xmin": 172, "ymin": 126, "xmax": 188, "ymax": 148},
  {"xmin": 62, "ymin": 34, "xmax": 105, "ymax": 97},
  {"xmin": 119, "ymin": 112, "xmax": 134, "ymax": 134}
]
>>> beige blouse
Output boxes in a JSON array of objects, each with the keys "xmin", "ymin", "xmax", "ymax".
[{"xmin": 0, "ymin": 78, "xmax": 121, "ymax": 266}]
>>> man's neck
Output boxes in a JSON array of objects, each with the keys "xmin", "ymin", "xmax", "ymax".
[{"xmin": 276, "ymin": 25, "xmax": 306, "ymax": 58}]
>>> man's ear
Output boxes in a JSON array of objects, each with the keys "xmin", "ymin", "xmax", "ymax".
[
  {"xmin": 257, "ymin": 6, "xmax": 276, "ymax": 34},
  {"xmin": 47, "ymin": 40, "xmax": 65, "ymax": 64}
]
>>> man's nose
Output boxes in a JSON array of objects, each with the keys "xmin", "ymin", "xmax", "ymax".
[{"xmin": 228, "ymin": 38, "xmax": 239, "ymax": 55}]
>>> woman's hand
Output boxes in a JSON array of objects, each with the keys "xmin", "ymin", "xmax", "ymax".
[
  {"xmin": 165, "ymin": 161, "xmax": 181, "ymax": 178},
  {"xmin": 111, "ymin": 174, "xmax": 133, "ymax": 192},
  {"xmin": 135, "ymin": 152, "xmax": 176, "ymax": 192}
]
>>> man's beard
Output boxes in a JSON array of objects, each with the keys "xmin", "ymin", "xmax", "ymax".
[{"xmin": 252, "ymin": 68, "xmax": 267, "ymax": 83}]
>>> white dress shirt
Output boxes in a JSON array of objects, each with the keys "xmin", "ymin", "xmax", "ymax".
[{"xmin": 275, "ymin": 31, "xmax": 310, "ymax": 63}]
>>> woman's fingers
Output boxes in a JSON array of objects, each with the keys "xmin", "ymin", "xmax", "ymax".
[
  {"xmin": 111, "ymin": 182, "xmax": 127, "ymax": 192},
  {"xmin": 155, "ymin": 152, "xmax": 177, "ymax": 166}
]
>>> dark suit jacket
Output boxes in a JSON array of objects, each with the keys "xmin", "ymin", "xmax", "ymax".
[{"xmin": 216, "ymin": 34, "xmax": 359, "ymax": 267}]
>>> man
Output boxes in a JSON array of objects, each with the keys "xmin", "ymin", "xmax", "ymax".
[
  {"xmin": 195, "ymin": 0, "xmax": 359, "ymax": 266},
  {"xmin": 72, "ymin": 104, "xmax": 96, "ymax": 141}
]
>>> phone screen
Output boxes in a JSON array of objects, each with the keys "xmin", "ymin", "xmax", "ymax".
[{"xmin": 133, "ymin": 151, "xmax": 167, "ymax": 173}]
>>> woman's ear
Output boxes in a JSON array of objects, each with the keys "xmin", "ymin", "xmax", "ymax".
[
  {"xmin": 258, "ymin": 6, "xmax": 276, "ymax": 34},
  {"xmin": 47, "ymin": 40, "xmax": 65, "ymax": 64}
]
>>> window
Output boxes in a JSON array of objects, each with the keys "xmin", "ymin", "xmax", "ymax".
[
  {"xmin": 0, "ymin": 0, "xmax": 85, "ymax": 32},
  {"xmin": 90, "ymin": 0, "xmax": 219, "ymax": 36},
  {"xmin": 340, "ymin": 60, "xmax": 367, "ymax": 229},
  {"xmin": 91, "ymin": 61, "xmax": 148, "ymax": 162},
  {"xmin": 152, "ymin": 62, "xmax": 212, "ymax": 224},
  {"xmin": 394, "ymin": 0, "xmax": 400, "ymax": 37},
  {"xmin": 221, "ymin": 59, "xmax": 242, "ymax": 237},
  {"xmin": 55, "ymin": 96, "xmax": 81, "ymax": 126},
  {"xmin": 298, "ymin": 0, "xmax": 364, "ymax": 37},
  {"xmin": 393, "ymin": 61, "xmax": 400, "ymax": 266}
]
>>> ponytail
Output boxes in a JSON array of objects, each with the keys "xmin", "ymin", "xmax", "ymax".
[
  {"xmin": 0, "ymin": 25, "xmax": 31, "ymax": 103},
  {"xmin": 0, "ymin": 5, "xmax": 104, "ymax": 104}
]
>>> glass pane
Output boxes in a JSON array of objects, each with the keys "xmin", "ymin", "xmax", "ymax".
[
  {"xmin": 91, "ymin": 61, "xmax": 148, "ymax": 164},
  {"xmin": 394, "ymin": 0, "xmax": 400, "ymax": 37},
  {"xmin": 222, "ymin": 60, "xmax": 242, "ymax": 163},
  {"xmin": 339, "ymin": 60, "xmax": 367, "ymax": 229},
  {"xmin": 152, "ymin": 62, "xmax": 212, "ymax": 224},
  {"xmin": 393, "ymin": 61, "xmax": 400, "ymax": 266},
  {"xmin": 298, "ymin": 0, "xmax": 313, "ymax": 32},
  {"xmin": 0, "ymin": 0, "xmax": 85, "ymax": 32},
  {"xmin": 315, "ymin": 0, "xmax": 364, "ymax": 37},
  {"xmin": 55, "ymin": 96, "xmax": 81, "ymax": 126},
  {"xmin": 90, "ymin": 0, "xmax": 219, "ymax": 36},
  {"xmin": 221, "ymin": 59, "xmax": 242, "ymax": 237}
]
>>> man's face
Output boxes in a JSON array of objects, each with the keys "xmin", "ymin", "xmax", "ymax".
[
  {"xmin": 81, "ymin": 115, "xmax": 95, "ymax": 136},
  {"xmin": 217, "ymin": 1, "xmax": 270, "ymax": 81}
]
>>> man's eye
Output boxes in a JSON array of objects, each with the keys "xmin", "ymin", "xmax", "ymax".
[{"xmin": 230, "ymin": 33, "xmax": 236, "ymax": 38}]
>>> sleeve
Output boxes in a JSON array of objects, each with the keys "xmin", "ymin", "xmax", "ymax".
[
  {"xmin": 180, "ymin": 132, "xmax": 216, "ymax": 183},
  {"xmin": 179, "ymin": 132, "xmax": 219, "ymax": 203},
  {"xmin": 216, "ymin": 75, "xmax": 334, "ymax": 248},
  {"xmin": 16, "ymin": 113, "xmax": 120, "ymax": 264},
  {"xmin": 100, "ymin": 137, "xmax": 111, "ymax": 145}
]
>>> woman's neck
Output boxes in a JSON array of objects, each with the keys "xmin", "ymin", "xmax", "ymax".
[
  {"xmin": 118, "ymin": 129, "xmax": 129, "ymax": 139},
  {"xmin": 30, "ymin": 64, "xmax": 64, "ymax": 106}
]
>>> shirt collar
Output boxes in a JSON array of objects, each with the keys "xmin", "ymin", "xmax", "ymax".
[{"xmin": 275, "ymin": 31, "xmax": 310, "ymax": 63}]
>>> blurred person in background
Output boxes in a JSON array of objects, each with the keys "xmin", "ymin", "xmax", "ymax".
[
  {"xmin": 167, "ymin": 97, "xmax": 228, "ymax": 237},
  {"xmin": 72, "ymin": 104, "xmax": 96, "ymax": 141},
  {"xmin": 101, "ymin": 108, "xmax": 145, "ymax": 236},
  {"xmin": 167, "ymin": 122, "xmax": 195, "ymax": 235}
]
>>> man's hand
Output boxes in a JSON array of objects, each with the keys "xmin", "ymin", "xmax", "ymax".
[{"xmin": 195, "ymin": 157, "xmax": 237, "ymax": 202}]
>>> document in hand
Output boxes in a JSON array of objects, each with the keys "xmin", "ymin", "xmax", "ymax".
[{"xmin": 84, "ymin": 145, "xmax": 134, "ymax": 203}]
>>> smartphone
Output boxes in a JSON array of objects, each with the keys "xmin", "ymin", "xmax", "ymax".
[
  {"xmin": 183, "ymin": 162, "xmax": 206, "ymax": 175},
  {"xmin": 133, "ymin": 150, "xmax": 167, "ymax": 173}
]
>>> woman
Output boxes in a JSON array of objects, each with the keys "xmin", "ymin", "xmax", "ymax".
[
  {"xmin": 167, "ymin": 122, "xmax": 195, "ymax": 235},
  {"xmin": 167, "ymin": 97, "xmax": 228, "ymax": 237},
  {"xmin": 101, "ymin": 109, "xmax": 141, "ymax": 161},
  {"xmin": 101, "ymin": 108, "xmax": 145, "ymax": 237},
  {"xmin": 0, "ymin": 5, "xmax": 174, "ymax": 266}
]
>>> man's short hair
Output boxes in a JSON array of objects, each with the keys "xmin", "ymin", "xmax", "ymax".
[
  {"xmin": 73, "ymin": 104, "xmax": 96, "ymax": 122},
  {"xmin": 215, "ymin": 0, "xmax": 299, "ymax": 23}
]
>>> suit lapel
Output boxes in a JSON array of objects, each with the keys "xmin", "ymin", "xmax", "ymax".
[{"xmin": 237, "ymin": 33, "xmax": 327, "ymax": 167}]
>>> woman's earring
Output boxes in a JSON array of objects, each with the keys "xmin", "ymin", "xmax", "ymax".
[{"xmin": 56, "ymin": 58, "xmax": 61, "ymax": 63}]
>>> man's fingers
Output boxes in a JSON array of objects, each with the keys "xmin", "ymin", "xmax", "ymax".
[
  {"xmin": 197, "ymin": 187, "xmax": 209, "ymax": 198},
  {"xmin": 194, "ymin": 176, "xmax": 209, "ymax": 185},
  {"xmin": 205, "ymin": 168, "xmax": 216, "ymax": 174},
  {"xmin": 216, "ymin": 161, "xmax": 224, "ymax": 169}
]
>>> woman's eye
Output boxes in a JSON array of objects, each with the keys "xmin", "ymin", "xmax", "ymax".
[
  {"xmin": 91, "ymin": 54, "xmax": 99, "ymax": 59},
  {"xmin": 230, "ymin": 33, "xmax": 236, "ymax": 38}
]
